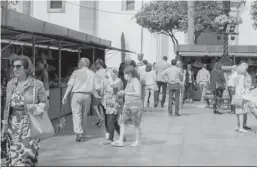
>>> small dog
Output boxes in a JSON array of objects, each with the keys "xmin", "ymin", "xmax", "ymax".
[{"xmin": 55, "ymin": 116, "xmax": 67, "ymax": 133}]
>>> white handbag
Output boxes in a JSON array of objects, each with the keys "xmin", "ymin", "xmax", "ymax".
[{"xmin": 29, "ymin": 80, "xmax": 55, "ymax": 140}]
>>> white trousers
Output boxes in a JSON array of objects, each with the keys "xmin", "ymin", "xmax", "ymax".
[{"xmin": 71, "ymin": 93, "xmax": 91, "ymax": 134}]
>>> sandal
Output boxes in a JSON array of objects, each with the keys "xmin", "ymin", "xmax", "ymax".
[
  {"xmin": 130, "ymin": 141, "xmax": 140, "ymax": 147},
  {"xmin": 111, "ymin": 141, "xmax": 124, "ymax": 147},
  {"xmin": 238, "ymin": 128, "xmax": 249, "ymax": 133},
  {"xmin": 97, "ymin": 119, "xmax": 104, "ymax": 127},
  {"xmin": 103, "ymin": 140, "xmax": 112, "ymax": 145}
]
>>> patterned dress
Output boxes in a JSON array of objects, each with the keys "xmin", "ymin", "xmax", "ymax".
[
  {"xmin": 104, "ymin": 79, "xmax": 124, "ymax": 115},
  {"xmin": 6, "ymin": 87, "xmax": 40, "ymax": 166},
  {"xmin": 120, "ymin": 78, "xmax": 143, "ymax": 127}
]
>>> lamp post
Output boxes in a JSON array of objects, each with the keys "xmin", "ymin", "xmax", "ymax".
[{"xmin": 217, "ymin": 1, "xmax": 239, "ymax": 66}]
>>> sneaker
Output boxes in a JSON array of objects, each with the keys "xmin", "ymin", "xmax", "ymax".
[{"xmin": 243, "ymin": 126, "xmax": 251, "ymax": 130}]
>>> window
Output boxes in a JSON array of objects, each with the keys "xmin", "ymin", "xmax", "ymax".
[
  {"xmin": 48, "ymin": 0, "xmax": 65, "ymax": 13},
  {"xmin": 121, "ymin": 0, "xmax": 135, "ymax": 11}
]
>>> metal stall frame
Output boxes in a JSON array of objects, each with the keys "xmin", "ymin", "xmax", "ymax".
[{"xmin": 1, "ymin": 8, "xmax": 136, "ymax": 119}]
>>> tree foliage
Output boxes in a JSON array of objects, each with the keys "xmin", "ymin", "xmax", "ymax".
[
  {"xmin": 251, "ymin": 0, "xmax": 257, "ymax": 30},
  {"xmin": 134, "ymin": 1, "xmax": 223, "ymax": 46}
]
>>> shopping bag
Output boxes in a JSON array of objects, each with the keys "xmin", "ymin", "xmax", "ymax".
[
  {"xmin": 29, "ymin": 80, "xmax": 55, "ymax": 140},
  {"xmin": 231, "ymin": 95, "xmax": 244, "ymax": 107}
]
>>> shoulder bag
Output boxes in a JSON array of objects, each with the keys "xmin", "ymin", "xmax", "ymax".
[{"xmin": 29, "ymin": 80, "xmax": 55, "ymax": 140}]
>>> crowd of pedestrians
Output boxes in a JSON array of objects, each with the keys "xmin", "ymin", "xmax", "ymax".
[{"xmin": 1, "ymin": 53, "xmax": 257, "ymax": 167}]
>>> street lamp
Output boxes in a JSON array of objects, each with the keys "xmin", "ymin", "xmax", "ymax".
[{"xmin": 216, "ymin": 1, "xmax": 239, "ymax": 66}]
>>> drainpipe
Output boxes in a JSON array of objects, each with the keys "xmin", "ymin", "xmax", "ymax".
[{"xmin": 140, "ymin": 0, "xmax": 144, "ymax": 53}]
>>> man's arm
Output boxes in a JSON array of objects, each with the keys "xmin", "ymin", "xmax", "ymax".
[
  {"xmin": 161, "ymin": 69, "xmax": 169, "ymax": 83},
  {"xmin": 207, "ymin": 71, "xmax": 210, "ymax": 83},
  {"xmin": 183, "ymin": 70, "xmax": 186, "ymax": 84},
  {"xmin": 62, "ymin": 72, "xmax": 75, "ymax": 104},
  {"xmin": 196, "ymin": 70, "xmax": 200, "ymax": 84}
]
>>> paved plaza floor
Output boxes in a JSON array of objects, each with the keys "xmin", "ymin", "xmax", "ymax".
[{"xmin": 39, "ymin": 102, "xmax": 257, "ymax": 166}]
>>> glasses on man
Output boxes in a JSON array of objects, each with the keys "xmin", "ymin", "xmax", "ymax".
[{"xmin": 12, "ymin": 65, "xmax": 23, "ymax": 69}]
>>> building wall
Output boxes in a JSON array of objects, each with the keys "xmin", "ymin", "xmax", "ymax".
[
  {"xmin": 97, "ymin": 0, "xmax": 184, "ymax": 68},
  {"xmin": 79, "ymin": 1, "xmax": 98, "ymax": 35},
  {"xmin": 237, "ymin": 0, "xmax": 257, "ymax": 45},
  {"xmin": 31, "ymin": 1, "xmax": 80, "ymax": 31}
]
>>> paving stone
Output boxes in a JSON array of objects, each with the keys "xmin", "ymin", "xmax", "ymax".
[{"xmin": 38, "ymin": 102, "xmax": 257, "ymax": 166}]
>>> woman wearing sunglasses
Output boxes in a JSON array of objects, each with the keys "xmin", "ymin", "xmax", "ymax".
[{"xmin": 1, "ymin": 55, "xmax": 48, "ymax": 166}]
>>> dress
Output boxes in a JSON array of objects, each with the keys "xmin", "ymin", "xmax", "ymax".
[
  {"xmin": 7, "ymin": 88, "xmax": 40, "ymax": 166},
  {"xmin": 105, "ymin": 78, "xmax": 124, "ymax": 115},
  {"xmin": 120, "ymin": 78, "xmax": 143, "ymax": 127},
  {"xmin": 234, "ymin": 75, "xmax": 249, "ymax": 115}
]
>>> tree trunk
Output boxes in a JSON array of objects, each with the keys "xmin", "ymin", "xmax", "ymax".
[{"xmin": 169, "ymin": 35, "xmax": 179, "ymax": 54}]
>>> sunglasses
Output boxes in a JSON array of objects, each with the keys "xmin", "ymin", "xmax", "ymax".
[{"xmin": 12, "ymin": 64, "xmax": 23, "ymax": 69}]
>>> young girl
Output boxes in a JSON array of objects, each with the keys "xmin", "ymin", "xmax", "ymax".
[
  {"xmin": 103, "ymin": 69, "xmax": 124, "ymax": 145},
  {"xmin": 142, "ymin": 63, "xmax": 156, "ymax": 111}
]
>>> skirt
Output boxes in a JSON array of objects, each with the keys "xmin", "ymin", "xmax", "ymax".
[
  {"xmin": 7, "ymin": 110, "xmax": 40, "ymax": 167},
  {"xmin": 119, "ymin": 100, "xmax": 143, "ymax": 127}
]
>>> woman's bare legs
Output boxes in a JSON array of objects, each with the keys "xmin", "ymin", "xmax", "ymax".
[
  {"xmin": 111, "ymin": 123, "xmax": 125, "ymax": 146},
  {"xmin": 130, "ymin": 126, "xmax": 141, "ymax": 147},
  {"xmin": 93, "ymin": 106, "xmax": 104, "ymax": 126},
  {"xmin": 252, "ymin": 107, "xmax": 257, "ymax": 119},
  {"xmin": 235, "ymin": 115, "xmax": 240, "ymax": 131},
  {"xmin": 238, "ymin": 114, "xmax": 248, "ymax": 133}
]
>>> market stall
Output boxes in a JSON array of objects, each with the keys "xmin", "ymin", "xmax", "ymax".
[
  {"xmin": 175, "ymin": 44, "xmax": 257, "ymax": 103},
  {"xmin": 1, "ymin": 8, "xmax": 134, "ymax": 120}
]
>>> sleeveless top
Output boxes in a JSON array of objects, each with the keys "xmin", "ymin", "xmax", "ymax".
[{"xmin": 124, "ymin": 78, "xmax": 143, "ymax": 109}]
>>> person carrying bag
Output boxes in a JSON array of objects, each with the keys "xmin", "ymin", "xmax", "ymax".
[
  {"xmin": 1, "ymin": 55, "xmax": 52, "ymax": 166},
  {"xmin": 28, "ymin": 80, "xmax": 55, "ymax": 140}
]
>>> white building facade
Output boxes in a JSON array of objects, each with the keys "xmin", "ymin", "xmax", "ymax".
[
  {"xmin": 96, "ymin": 0, "xmax": 185, "ymax": 68},
  {"xmin": 5, "ymin": 0, "xmax": 186, "ymax": 68}
]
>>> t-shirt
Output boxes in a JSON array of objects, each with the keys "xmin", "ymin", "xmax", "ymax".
[{"xmin": 142, "ymin": 71, "xmax": 156, "ymax": 86}]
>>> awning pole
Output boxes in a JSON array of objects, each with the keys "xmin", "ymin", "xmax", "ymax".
[
  {"xmin": 58, "ymin": 41, "xmax": 62, "ymax": 117},
  {"xmin": 32, "ymin": 35, "xmax": 36, "ymax": 72},
  {"xmin": 78, "ymin": 47, "xmax": 81, "ymax": 61},
  {"xmin": 92, "ymin": 48, "xmax": 95, "ymax": 63}
]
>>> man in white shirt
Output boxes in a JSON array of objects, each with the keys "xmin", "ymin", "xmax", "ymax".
[
  {"xmin": 161, "ymin": 59, "xmax": 183, "ymax": 116},
  {"xmin": 196, "ymin": 64, "xmax": 210, "ymax": 103},
  {"xmin": 136, "ymin": 53, "xmax": 144, "ymax": 67},
  {"xmin": 62, "ymin": 58, "xmax": 98, "ymax": 142},
  {"xmin": 155, "ymin": 56, "xmax": 170, "ymax": 108}
]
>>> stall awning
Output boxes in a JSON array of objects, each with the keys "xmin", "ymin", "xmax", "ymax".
[
  {"xmin": 1, "ymin": 8, "xmax": 135, "ymax": 54},
  {"xmin": 175, "ymin": 45, "xmax": 257, "ymax": 57}
]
